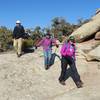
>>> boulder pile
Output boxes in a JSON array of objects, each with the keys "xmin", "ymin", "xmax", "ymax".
[{"xmin": 71, "ymin": 9, "xmax": 100, "ymax": 61}]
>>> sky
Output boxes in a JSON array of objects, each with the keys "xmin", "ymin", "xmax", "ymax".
[{"xmin": 0, "ymin": 0, "xmax": 99, "ymax": 29}]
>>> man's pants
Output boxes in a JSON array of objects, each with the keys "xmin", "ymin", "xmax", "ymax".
[
  {"xmin": 13, "ymin": 38, "xmax": 23, "ymax": 55},
  {"xmin": 59, "ymin": 56, "xmax": 81, "ymax": 83},
  {"xmin": 44, "ymin": 49, "xmax": 52, "ymax": 66}
]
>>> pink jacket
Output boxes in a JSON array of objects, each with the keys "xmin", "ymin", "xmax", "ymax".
[
  {"xmin": 60, "ymin": 42, "xmax": 76, "ymax": 59},
  {"xmin": 37, "ymin": 37, "xmax": 56, "ymax": 51}
]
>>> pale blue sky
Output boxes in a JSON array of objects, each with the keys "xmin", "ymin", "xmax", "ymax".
[{"xmin": 0, "ymin": 0, "xmax": 99, "ymax": 29}]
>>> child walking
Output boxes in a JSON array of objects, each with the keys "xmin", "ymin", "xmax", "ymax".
[
  {"xmin": 36, "ymin": 33, "xmax": 58, "ymax": 70},
  {"xmin": 59, "ymin": 36, "xmax": 83, "ymax": 88}
]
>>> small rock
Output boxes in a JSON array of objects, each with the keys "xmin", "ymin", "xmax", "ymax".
[{"xmin": 98, "ymin": 63, "xmax": 100, "ymax": 69}]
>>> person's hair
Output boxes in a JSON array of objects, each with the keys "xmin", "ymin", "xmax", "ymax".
[{"xmin": 46, "ymin": 33, "xmax": 51, "ymax": 37}]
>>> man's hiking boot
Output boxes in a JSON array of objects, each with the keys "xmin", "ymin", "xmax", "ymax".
[
  {"xmin": 17, "ymin": 54, "xmax": 22, "ymax": 58},
  {"xmin": 76, "ymin": 81, "xmax": 83, "ymax": 88},
  {"xmin": 59, "ymin": 81, "xmax": 66, "ymax": 85}
]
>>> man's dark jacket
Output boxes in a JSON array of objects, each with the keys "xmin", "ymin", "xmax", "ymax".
[{"xmin": 13, "ymin": 25, "xmax": 25, "ymax": 39}]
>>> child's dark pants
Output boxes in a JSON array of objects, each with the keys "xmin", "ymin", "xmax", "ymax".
[{"xmin": 59, "ymin": 56, "xmax": 81, "ymax": 83}]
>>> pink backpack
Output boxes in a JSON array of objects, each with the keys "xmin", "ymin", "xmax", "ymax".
[{"xmin": 61, "ymin": 42, "xmax": 75, "ymax": 57}]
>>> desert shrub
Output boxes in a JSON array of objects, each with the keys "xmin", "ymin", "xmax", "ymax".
[
  {"xmin": 23, "ymin": 38, "xmax": 34, "ymax": 49},
  {"xmin": 0, "ymin": 26, "xmax": 13, "ymax": 51}
]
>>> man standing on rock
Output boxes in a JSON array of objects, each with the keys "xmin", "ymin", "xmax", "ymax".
[{"xmin": 13, "ymin": 20, "xmax": 25, "ymax": 57}]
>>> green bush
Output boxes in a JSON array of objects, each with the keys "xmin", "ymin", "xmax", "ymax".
[
  {"xmin": 0, "ymin": 26, "xmax": 13, "ymax": 51},
  {"xmin": 23, "ymin": 38, "xmax": 34, "ymax": 48}
]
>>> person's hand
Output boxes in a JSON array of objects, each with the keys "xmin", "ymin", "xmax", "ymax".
[
  {"xmin": 56, "ymin": 44, "xmax": 59, "ymax": 48},
  {"xmin": 35, "ymin": 45, "xmax": 38, "ymax": 49}
]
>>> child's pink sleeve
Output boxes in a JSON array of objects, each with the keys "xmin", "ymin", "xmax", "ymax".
[{"xmin": 37, "ymin": 39, "xmax": 44, "ymax": 47}]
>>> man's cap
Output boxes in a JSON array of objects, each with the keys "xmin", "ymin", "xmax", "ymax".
[{"xmin": 16, "ymin": 20, "xmax": 21, "ymax": 24}]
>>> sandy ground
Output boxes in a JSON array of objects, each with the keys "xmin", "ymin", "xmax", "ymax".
[{"xmin": 0, "ymin": 46, "xmax": 100, "ymax": 100}]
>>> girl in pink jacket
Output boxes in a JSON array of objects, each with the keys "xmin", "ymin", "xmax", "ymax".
[
  {"xmin": 59, "ymin": 36, "xmax": 83, "ymax": 88},
  {"xmin": 37, "ymin": 33, "xmax": 58, "ymax": 70}
]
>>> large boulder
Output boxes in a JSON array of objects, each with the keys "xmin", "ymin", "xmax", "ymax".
[
  {"xmin": 86, "ymin": 45, "xmax": 100, "ymax": 61},
  {"xmin": 95, "ymin": 31, "xmax": 100, "ymax": 40},
  {"xmin": 71, "ymin": 9, "xmax": 100, "ymax": 42},
  {"xmin": 95, "ymin": 8, "xmax": 100, "ymax": 14},
  {"xmin": 76, "ymin": 40, "xmax": 100, "ymax": 53}
]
